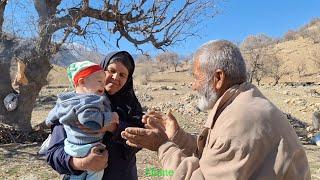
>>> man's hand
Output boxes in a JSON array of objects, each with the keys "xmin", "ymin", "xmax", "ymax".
[
  {"xmin": 143, "ymin": 109, "xmax": 180, "ymax": 140},
  {"xmin": 121, "ymin": 117, "xmax": 169, "ymax": 151},
  {"xmin": 70, "ymin": 146, "xmax": 109, "ymax": 171}
]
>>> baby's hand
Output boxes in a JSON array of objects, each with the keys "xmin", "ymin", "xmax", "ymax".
[
  {"xmin": 101, "ymin": 112, "xmax": 119, "ymax": 133},
  {"xmin": 111, "ymin": 112, "xmax": 119, "ymax": 124}
]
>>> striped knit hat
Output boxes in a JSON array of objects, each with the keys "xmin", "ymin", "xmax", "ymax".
[{"xmin": 67, "ymin": 61, "xmax": 103, "ymax": 87}]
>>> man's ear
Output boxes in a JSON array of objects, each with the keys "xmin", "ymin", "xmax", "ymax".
[{"xmin": 213, "ymin": 69, "xmax": 225, "ymax": 91}]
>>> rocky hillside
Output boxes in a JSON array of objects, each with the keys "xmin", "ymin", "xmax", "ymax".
[
  {"xmin": 241, "ymin": 18, "xmax": 320, "ymax": 83},
  {"xmin": 51, "ymin": 44, "xmax": 104, "ymax": 67}
]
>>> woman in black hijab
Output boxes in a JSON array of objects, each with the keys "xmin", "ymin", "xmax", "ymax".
[
  {"xmin": 100, "ymin": 51, "xmax": 144, "ymax": 179},
  {"xmin": 46, "ymin": 51, "xmax": 144, "ymax": 180}
]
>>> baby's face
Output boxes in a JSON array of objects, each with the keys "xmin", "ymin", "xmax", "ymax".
[{"xmin": 82, "ymin": 70, "xmax": 106, "ymax": 95}]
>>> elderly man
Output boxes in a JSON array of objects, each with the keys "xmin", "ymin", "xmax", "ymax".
[{"xmin": 121, "ymin": 40, "xmax": 310, "ymax": 180}]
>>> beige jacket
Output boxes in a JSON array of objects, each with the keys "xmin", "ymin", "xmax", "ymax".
[{"xmin": 158, "ymin": 82, "xmax": 310, "ymax": 180}]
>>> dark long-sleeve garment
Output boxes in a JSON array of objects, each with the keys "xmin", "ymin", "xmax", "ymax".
[
  {"xmin": 46, "ymin": 123, "xmax": 83, "ymax": 176},
  {"xmin": 46, "ymin": 110, "xmax": 144, "ymax": 180},
  {"xmin": 46, "ymin": 51, "xmax": 144, "ymax": 180},
  {"xmin": 46, "ymin": 123, "xmax": 143, "ymax": 179}
]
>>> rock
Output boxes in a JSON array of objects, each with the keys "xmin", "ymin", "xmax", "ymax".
[
  {"xmin": 166, "ymin": 86, "xmax": 176, "ymax": 90},
  {"xmin": 160, "ymin": 86, "xmax": 167, "ymax": 90},
  {"xmin": 38, "ymin": 95, "xmax": 57, "ymax": 103},
  {"xmin": 308, "ymin": 133, "xmax": 314, "ymax": 139},
  {"xmin": 313, "ymin": 111, "xmax": 320, "ymax": 130},
  {"xmin": 137, "ymin": 93, "xmax": 153, "ymax": 102},
  {"xmin": 312, "ymin": 132, "xmax": 320, "ymax": 146},
  {"xmin": 309, "ymin": 89, "xmax": 320, "ymax": 97},
  {"xmin": 306, "ymin": 126, "xmax": 315, "ymax": 132},
  {"xmin": 184, "ymin": 94, "xmax": 196, "ymax": 101},
  {"xmin": 292, "ymin": 98, "xmax": 307, "ymax": 106},
  {"xmin": 282, "ymin": 90, "xmax": 289, "ymax": 95},
  {"xmin": 284, "ymin": 113, "xmax": 309, "ymax": 140},
  {"xmin": 284, "ymin": 99, "xmax": 291, "ymax": 104}
]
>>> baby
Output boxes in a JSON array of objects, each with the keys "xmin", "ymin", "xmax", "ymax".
[{"xmin": 46, "ymin": 61, "xmax": 118, "ymax": 180}]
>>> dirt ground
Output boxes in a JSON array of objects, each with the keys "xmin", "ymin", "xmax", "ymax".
[{"xmin": 1, "ymin": 65, "xmax": 320, "ymax": 179}]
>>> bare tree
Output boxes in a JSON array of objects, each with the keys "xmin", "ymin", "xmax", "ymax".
[
  {"xmin": 297, "ymin": 17, "xmax": 320, "ymax": 44},
  {"xmin": 296, "ymin": 62, "xmax": 306, "ymax": 78},
  {"xmin": 136, "ymin": 53, "xmax": 151, "ymax": 64},
  {"xmin": 0, "ymin": 0, "xmax": 217, "ymax": 133},
  {"xmin": 167, "ymin": 52, "xmax": 180, "ymax": 72},
  {"xmin": 137, "ymin": 63, "xmax": 153, "ymax": 85},
  {"xmin": 265, "ymin": 54, "xmax": 290, "ymax": 86},
  {"xmin": 240, "ymin": 34, "xmax": 273, "ymax": 84},
  {"xmin": 155, "ymin": 53, "xmax": 167, "ymax": 72},
  {"xmin": 311, "ymin": 51, "xmax": 320, "ymax": 74},
  {"xmin": 242, "ymin": 49, "xmax": 265, "ymax": 84},
  {"xmin": 307, "ymin": 30, "xmax": 320, "ymax": 44},
  {"xmin": 283, "ymin": 30, "xmax": 297, "ymax": 41},
  {"xmin": 155, "ymin": 51, "xmax": 180, "ymax": 72}
]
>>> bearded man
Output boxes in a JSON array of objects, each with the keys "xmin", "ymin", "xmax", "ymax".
[{"xmin": 121, "ymin": 40, "xmax": 310, "ymax": 180}]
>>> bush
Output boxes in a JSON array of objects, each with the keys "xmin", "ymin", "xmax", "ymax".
[{"xmin": 137, "ymin": 63, "xmax": 153, "ymax": 85}]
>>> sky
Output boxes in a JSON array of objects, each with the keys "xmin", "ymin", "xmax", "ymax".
[{"xmin": 117, "ymin": 0, "xmax": 320, "ymax": 56}]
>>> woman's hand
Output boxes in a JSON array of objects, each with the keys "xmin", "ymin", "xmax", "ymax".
[{"xmin": 70, "ymin": 146, "xmax": 109, "ymax": 171}]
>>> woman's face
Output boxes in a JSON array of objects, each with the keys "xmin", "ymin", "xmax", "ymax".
[{"xmin": 105, "ymin": 61, "xmax": 129, "ymax": 95}]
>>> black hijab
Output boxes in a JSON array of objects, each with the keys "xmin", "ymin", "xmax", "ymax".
[{"xmin": 100, "ymin": 51, "xmax": 143, "ymax": 126}]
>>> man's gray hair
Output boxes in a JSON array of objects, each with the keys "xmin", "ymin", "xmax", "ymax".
[{"xmin": 194, "ymin": 40, "xmax": 247, "ymax": 84}]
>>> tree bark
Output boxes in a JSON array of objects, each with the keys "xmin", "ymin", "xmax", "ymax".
[
  {"xmin": 0, "ymin": 36, "xmax": 31, "ymax": 131},
  {"xmin": 0, "ymin": 58, "xmax": 51, "ymax": 132},
  {"xmin": 0, "ymin": 0, "xmax": 7, "ymax": 36},
  {"xmin": 0, "ymin": 35, "xmax": 52, "ymax": 133}
]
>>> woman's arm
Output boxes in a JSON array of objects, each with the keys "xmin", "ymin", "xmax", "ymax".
[
  {"xmin": 46, "ymin": 124, "xmax": 109, "ymax": 174},
  {"xmin": 112, "ymin": 106, "xmax": 144, "ymax": 142},
  {"xmin": 110, "ymin": 107, "xmax": 144, "ymax": 158},
  {"xmin": 45, "ymin": 124, "xmax": 84, "ymax": 175}
]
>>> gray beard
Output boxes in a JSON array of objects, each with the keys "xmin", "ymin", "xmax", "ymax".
[{"xmin": 197, "ymin": 85, "xmax": 218, "ymax": 111}]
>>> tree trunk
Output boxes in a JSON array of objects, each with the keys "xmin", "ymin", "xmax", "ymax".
[
  {"xmin": 0, "ymin": 37, "xmax": 52, "ymax": 133},
  {"xmin": 249, "ymin": 70, "xmax": 254, "ymax": 83},
  {"xmin": 256, "ymin": 79, "xmax": 261, "ymax": 86},
  {"xmin": 0, "ymin": 36, "xmax": 19, "ymax": 128},
  {"xmin": 0, "ymin": 61, "xmax": 18, "ymax": 126},
  {"xmin": 0, "ymin": 60, "xmax": 51, "ymax": 133},
  {"xmin": 273, "ymin": 76, "xmax": 279, "ymax": 86}
]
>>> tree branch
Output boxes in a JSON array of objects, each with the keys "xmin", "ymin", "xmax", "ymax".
[
  {"xmin": 0, "ymin": 0, "xmax": 7, "ymax": 34},
  {"xmin": 35, "ymin": 0, "xmax": 217, "ymax": 52}
]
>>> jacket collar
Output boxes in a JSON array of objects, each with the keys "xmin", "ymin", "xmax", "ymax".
[{"xmin": 204, "ymin": 82, "xmax": 252, "ymax": 128}]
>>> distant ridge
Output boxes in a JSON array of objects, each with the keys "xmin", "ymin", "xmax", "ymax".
[{"xmin": 51, "ymin": 44, "xmax": 139, "ymax": 67}]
